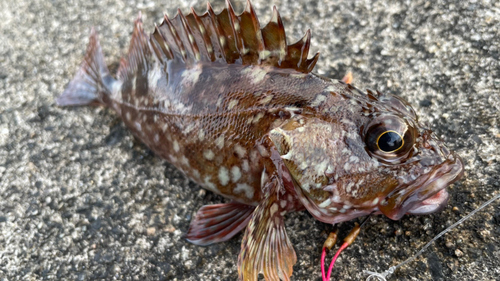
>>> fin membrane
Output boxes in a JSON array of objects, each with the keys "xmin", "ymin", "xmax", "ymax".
[
  {"xmin": 57, "ymin": 28, "xmax": 114, "ymax": 106},
  {"xmin": 238, "ymin": 177, "xmax": 296, "ymax": 281},
  {"xmin": 186, "ymin": 202, "xmax": 255, "ymax": 246},
  {"xmin": 150, "ymin": 0, "xmax": 319, "ymax": 73}
]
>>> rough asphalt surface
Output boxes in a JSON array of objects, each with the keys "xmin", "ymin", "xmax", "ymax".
[{"xmin": 1, "ymin": 0, "xmax": 499, "ymax": 280}]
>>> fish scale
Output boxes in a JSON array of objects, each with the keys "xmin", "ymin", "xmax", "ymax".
[{"xmin": 57, "ymin": 1, "xmax": 464, "ymax": 280}]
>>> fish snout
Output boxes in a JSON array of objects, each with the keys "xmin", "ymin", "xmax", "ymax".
[{"xmin": 406, "ymin": 152, "xmax": 464, "ymax": 215}]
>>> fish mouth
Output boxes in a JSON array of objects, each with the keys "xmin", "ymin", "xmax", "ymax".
[{"xmin": 379, "ymin": 152, "xmax": 464, "ymax": 220}]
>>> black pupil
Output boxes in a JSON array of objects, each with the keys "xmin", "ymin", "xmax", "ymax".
[{"xmin": 378, "ymin": 131, "xmax": 403, "ymax": 152}]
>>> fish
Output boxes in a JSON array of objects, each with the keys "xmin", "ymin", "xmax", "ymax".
[{"xmin": 57, "ymin": 0, "xmax": 464, "ymax": 280}]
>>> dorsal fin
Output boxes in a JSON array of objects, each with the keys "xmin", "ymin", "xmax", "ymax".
[{"xmin": 150, "ymin": 0, "xmax": 319, "ymax": 73}]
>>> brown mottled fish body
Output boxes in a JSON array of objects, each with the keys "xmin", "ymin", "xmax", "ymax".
[
  {"xmin": 117, "ymin": 62, "xmax": 332, "ymax": 207},
  {"xmin": 58, "ymin": 1, "xmax": 464, "ymax": 280}
]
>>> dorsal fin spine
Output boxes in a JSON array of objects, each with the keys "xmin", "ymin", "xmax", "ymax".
[
  {"xmin": 164, "ymin": 14, "xmax": 187, "ymax": 61},
  {"xmin": 306, "ymin": 52, "xmax": 320, "ymax": 72},
  {"xmin": 150, "ymin": 24, "xmax": 166, "ymax": 63},
  {"xmin": 191, "ymin": 7, "xmax": 215, "ymax": 61},
  {"xmin": 149, "ymin": 36, "xmax": 164, "ymax": 63},
  {"xmin": 243, "ymin": 0, "xmax": 265, "ymax": 61},
  {"xmin": 287, "ymin": 29, "xmax": 311, "ymax": 69},
  {"xmin": 207, "ymin": 2, "xmax": 228, "ymax": 62},
  {"xmin": 178, "ymin": 9, "xmax": 200, "ymax": 62},
  {"xmin": 152, "ymin": 24, "xmax": 173, "ymax": 60},
  {"xmin": 226, "ymin": 0, "xmax": 245, "ymax": 56},
  {"xmin": 271, "ymin": 6, "xmax": 286, "ymax": 63}
]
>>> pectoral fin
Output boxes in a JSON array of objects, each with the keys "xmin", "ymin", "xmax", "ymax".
[
  {"xmin": 238, "ymin": 177, "xmax": 297, "ymax": 281},
  {"xmin": 186, "ymin": 202, "xmax": 255, "ymax": 246}
]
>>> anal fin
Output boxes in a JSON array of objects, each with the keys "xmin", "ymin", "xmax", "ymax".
[
  {"xmin": 238, "ymin": 177, "xmax": 296, "ymax": 281},
  {"xmin": 186, "ymin": 202, "xmax": 255, "ymax": 246}
]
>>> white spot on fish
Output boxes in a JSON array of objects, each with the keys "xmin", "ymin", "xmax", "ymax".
[
  {"xmin": 242, "ymin": 159, "xmax": 250, "ymax": 172},
  {"xmin": 198, "ymin": 129, "xmax": 205, "ymax": 141},
  {"xmin": 234, "ymin": 144, "xmax": 247, "ymax": 158},
  {"xmin": 125, "ymin": 112, "xmax": 131, "ymax": 121},
  {"xmin": 349, "ymin": 155, "xmax": 359, "ymax": 163},
  {"xmin": 250, "ymin": 149, "xmax": 260, "ymax": 164},
  {"xmin": 192, "ymin": 169, "xmax": 200, "ymax": 179},
  {"xmin": 258, "ymin": 95, "xmax": 273, "ymax": 105},
  {"xmin": 181, "ymin": 64, "xmax": 202, "ymax": 85},
  {"xmin": 259, "ymin": 49, "xmax": 271, "ymax": 60},
  {"xmin": 227, "ymin": 99, "xmax": 239, "ymax": 110},
  {"xmin": 231, "ymin": 166, "xmax": 241, "ymax": 183},
  {"xmin": 241, "ymin": 66, "xmax": 267, "ymax": 84},
  {"xmin": 204, "ymin": 176, "xmax": 217, "ymax": 191},
  {"xmin": 235, "ymin": 183, "xmax": 254, "ymax": 199},
  {"xmin": 180, "ymin": 155, "xmax": 190, "ymax": 167},
  {"xmin": 302, "ymin": 182, "xmax": 310, "ymax": 193},
  {"xmin": 184, "ymin": 123, "xmax": 195, "ymax": 135},
  {"xmin": 169, "ymin": 155, "xmax": 178, "ymax": 163},
  {"xmin": 341, "ymin": 118, "xmax": 356, "ymax": 127},
  {"xmin": 218, "ymin": 167, "xmax": 229, "ymax": 186},
  {"xmin": 256, "ymin": 144, "xmax": 269, "ymax": 157},
  {"xmin": 252, "ymin": 112, "xmax": 265, "ymax": 124},
  {"xmin": 310, "ymin": 94, "xmax": 326, "ymax": 107},
  {"xmin": 132, "ymin": 76, "xmax": 137, "ymax": 93},
  {"xmin": 344, "ymin": 162, "xmax": 351, "ymax": 171},
  {"xmin": 345, "ymin": 182, "xmax": 354, "ymax": 193},
  {"xmin": 280, "ymin": 200, "xmax": 287, "ymax": 209},
  {"xmin": 270, "ymin": 203, "xmax": 278, "ymax": 216},
  {"xmin": 134, "ymin": 122, "xmax": 141, "ymax": 131},
  {"xmin": 215, "ymin": 135, "xmax": 225, "ymax": 149},
  {"xmin": 319, "ymin": 199, "xmax": 332, "ymax": 208},
  {"xmin": 216, "ymin": 97, "xmax": 223, "ymax": 108},
  {"xmin": 173, "ymin": 140, "xmax": 180, "ymax": 152},
  {"xmin": 161, "ymin": 122, "xmax": 169, "ymax": 133},
  {"xmin": 315, "ymin": 159, "xmax": 329, "ymax": 176},
  {"xmin": 203, "ymin": 149, "xmax": 214, "ymax": 160}
]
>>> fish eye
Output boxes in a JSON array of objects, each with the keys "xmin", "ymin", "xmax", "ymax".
[
  {"xmin": 364, "ymin": 115, "xmax": 416, "ymax": 162},
  {"xmin": 377, "ymin": 130, "xmax": 404, "ymax": 152}
]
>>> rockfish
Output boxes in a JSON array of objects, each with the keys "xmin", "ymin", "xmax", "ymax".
[{"xmin": 57, "ymin": 1, "xmax": 464, "ymax": 280}]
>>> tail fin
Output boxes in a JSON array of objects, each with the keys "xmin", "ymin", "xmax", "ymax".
[{"xmin": 57, "ymin": 28, "xmax": 114, "ymax": 106}]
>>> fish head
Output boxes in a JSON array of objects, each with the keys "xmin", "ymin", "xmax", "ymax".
[{"xmin": 269, "ymin": 89, "xmax": 463, "ymax": 224}]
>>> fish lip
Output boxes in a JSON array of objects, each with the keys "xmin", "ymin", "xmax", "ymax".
[{"xmin": 381, "ymin": 151, "xmax": 464, "ymax": 220}]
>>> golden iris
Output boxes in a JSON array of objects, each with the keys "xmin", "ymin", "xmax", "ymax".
[{"xmin": 376, "ymin": 130, "xmax": 404, "ymax": 153}]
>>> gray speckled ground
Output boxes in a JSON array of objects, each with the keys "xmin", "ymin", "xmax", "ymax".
[{"xmin": 0, "ymin": 0, "xmax": 499, "ymax": 280}]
